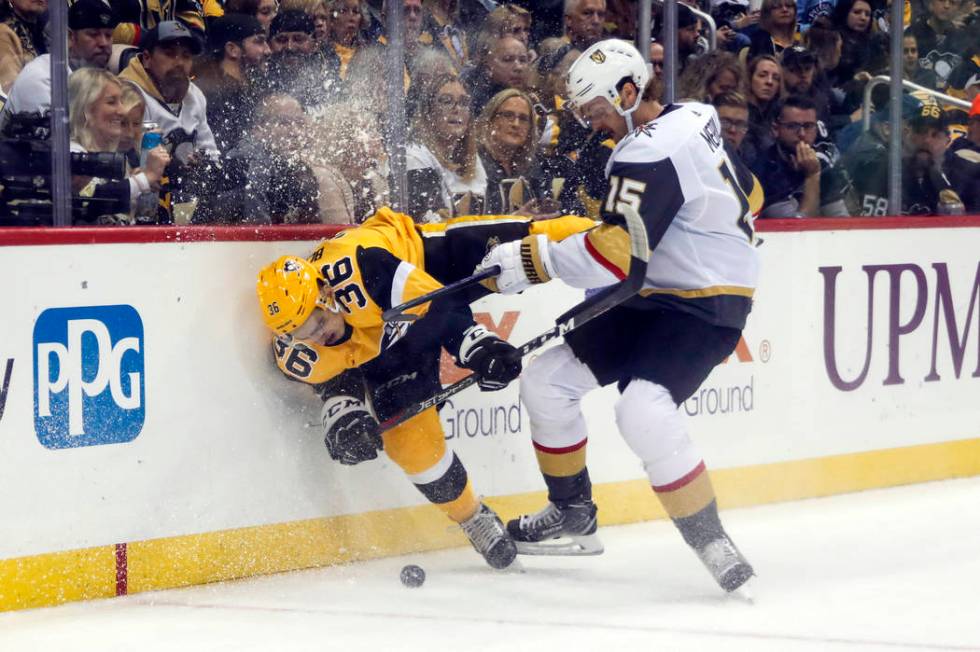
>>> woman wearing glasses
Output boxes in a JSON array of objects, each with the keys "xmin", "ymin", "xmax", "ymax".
[
  {"xmin": 475, "ymin": 88, "xmax": 554, "ymax": 217},
  {"xmin": 406, "ymin": 73, "xmax": 487, "ymax": 221}
]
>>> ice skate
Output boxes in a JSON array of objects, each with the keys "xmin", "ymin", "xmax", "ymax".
[
  {"xmin": 696, "ymin": 535, "xmax": 754, "ymax": 595},
  {"xmin": 460, "ymin": 503, "xmax": 518, "ymax": 570},
  {"xmin": 507, "ymin": 500, "xmax": 604, "ymax": 556}
]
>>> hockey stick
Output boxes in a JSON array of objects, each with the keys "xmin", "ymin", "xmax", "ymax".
[
  {"xmin": 378, "ymin": 206, "xmax": 650, "ymax": 433},
  {"xmin": 382, "ymin": 265, "xmax": 501, "ymax": 323}
]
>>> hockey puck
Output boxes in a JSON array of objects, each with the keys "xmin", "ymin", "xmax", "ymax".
[{"xmin": 400, "ymin": 564, "xmax": 425, "ymax": 588}]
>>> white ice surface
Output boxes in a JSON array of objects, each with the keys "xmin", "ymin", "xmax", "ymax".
[{"xmin": 2, "ymin": 477, "xmax": 979, "ymax": 652}]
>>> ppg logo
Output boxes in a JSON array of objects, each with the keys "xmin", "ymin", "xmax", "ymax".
[{"xmin": 33, "ymin": 305, "xmax": 145, "ymax": 449}]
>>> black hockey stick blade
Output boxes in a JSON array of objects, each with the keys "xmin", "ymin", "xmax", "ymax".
[
  {"xmin": 382, "ymin": 265, "xmax": 501, "ymax": 323},
  {"xmin": 379, "ymin": 206, "xmax": 649, "ymax": 432}
]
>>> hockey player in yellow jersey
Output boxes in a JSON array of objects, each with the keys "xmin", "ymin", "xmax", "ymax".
[
  {"xmin": 478, "ymin": 40, "xmax": 764, "ymax": 594},
  {"xmin": 256, "ymin": 207, "xmax": 594, "ymax": 569}
]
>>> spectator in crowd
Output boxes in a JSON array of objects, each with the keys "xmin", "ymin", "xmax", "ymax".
[
  {"xmin": 907, "ymin": 0, "xmax": 976, "ymax": 91},
  {"xmin": 225, "ymin": 0, "xmax": 280, "ymax": 31},
  {"xmin": 649, "ymin": 39, "xmax": 664, "ymax": 76},
  {"xmin": 111, "ymin": 0, "xmax": 206, "ymax": 47},
  {"xmin": 325, "ymin": 0, "xmax": 369, "ymax": 79},
  {"xmin": 804, "ymin": 16, "xmax": 844, "ymax": 86},
  {"xmin": 832, "ymin": 0, "xmax": 879, "ymax": 84},
  {"xmin": 401, "ymin": 45, "xmax": 455, "ymax": 117},
  {"xmin": 712, "ymin": 1, "xmax": 752, "ymax": 53},
  {"xmin": 781, "ymin": 45, "xmax": 833, "ymax": 122},
  {"xmin": 902, "ymin": 31, "xmax": 939, "ymax": 86},
  {"xmin": 564, "ymin": 0, "xmax": 606, "ymax": 50},
  {"xmin": 406, "ymin": 72, "xmax": 486, "ymax": 221},
  {"xmin": 904, "ymin": 103, "xmax": 963, "ymax": 214},
  {"xmin": 423, "ymin": 0, "xmax": 472, "ymax": 72},
  {"xmin": 479, "ymin": 4, "xmax": 533, "ymax": 54},
  {"xmin": 266, "ymin": 9, "xmax": 340, "ymax": 109},
  {"xmin": 119, "ymin": 20, "xmax": 219, "ymax": 211},
  {"xmin": 677, "ymin": 50, "xmax": 744, "ymax": 102},
  {"xmin": 945, "ymin": 44, "xmax": 979, "ymax": 102},
  {"xmin": 313, "ymin": 0, "xmax": 332, "ymax": 47},
  {"xmin": 195, "ymin": 15, "xmax": 271, "ymax": 154},
  {"xmin": 311, "ymin": 102, "xmax": 389, "ymax": 223},
  {"xmin": 944, "ymin": 94, "xmax": 980, "ymax": 211},
  {"xmin": 838, "ymin": 94, "xmax": 962, "ymax": 215},
  {"xmin": 197, "ymin": 93, "xmax": 329, "ymax": 223},
  {"xmin": 476, "ymin": 88, "xmax": 549, "ymax": 215},
  {"xmin": 377, "ymin": 0, "xmax": 429, "ymax": 59},
  {"xmin": 714, "ymin": 91, "xmax": 751, "ymax": 153},
  {"xmin": 68, "ymin": 68, "xmax": 170, "ymax": 223},
  {"xmin": 742, "ymin": 54, "xmax": 783, "ymax": 165},
  {"xmin": 746, "ymin": 0, "xmax": 800, "ymax": 59},
  {"xmin": 1, "ymin": 0, "xmax": 116, "ymax": 120},
  {"xmin": 750, "ymin": 95, "xmax": 825, "ymax": 217},
  {"xmin": 118, "ymin": 81, "xmax": 145, "ymax": 168},
  {"xmin": 466, "ymin": 33, "xmax": 530, "ymax": 113},
  {"xmin": 0, "ymin": 0, "xmax": 47, "ymax": 90},
  {"xmin": 675, "ymin": 4, "xmax": 708, "ymax": 72}
]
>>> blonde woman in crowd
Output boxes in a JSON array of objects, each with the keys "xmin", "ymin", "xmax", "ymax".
[
  {"xmin": 68, "ymin": 68, "xmax": 169, "ymax": 223},
  {"xmin": 475, "ymin": 88, "xmax": 547, "ymax": 216},
  {"xmin": 406, "ymin": 72, "xmax": 486, "ymax": 221}
]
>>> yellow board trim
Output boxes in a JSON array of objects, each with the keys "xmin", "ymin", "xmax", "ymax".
[
  {"xmin": 640, "ymin": 285, "xmax": 756, "ymax": 299},
  {"xmin": 4, "ymin": 437, "xmax": 980, "ymax": 612}
]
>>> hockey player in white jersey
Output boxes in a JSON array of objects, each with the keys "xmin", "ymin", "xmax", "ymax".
[{"xmin": 477, "ymin": 39, "xmax": 763, "ymax": 594}]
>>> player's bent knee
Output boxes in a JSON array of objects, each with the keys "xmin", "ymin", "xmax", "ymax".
[{"xmin": 519, "ymin": 345, "xmax": 596, "ymax": 431}]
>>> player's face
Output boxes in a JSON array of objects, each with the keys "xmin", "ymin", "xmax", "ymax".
[
  {"xmin": 578, "ymin": 96, "xmax": 627, "ymax": 141},
  {"xmin": 292, "ymin": 287, "xmax": 346, "ymax": 344}
]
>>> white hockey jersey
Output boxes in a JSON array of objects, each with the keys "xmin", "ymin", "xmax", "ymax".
[{"xmin": 548, "ymin": 102, "xmax": 763, "ymax": 328}]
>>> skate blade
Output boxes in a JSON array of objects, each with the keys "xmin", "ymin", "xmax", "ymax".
[
  {"xmin": 497, "ymin": 557, "xmax": 527, "ymax": 573},
  {"xmin": 728, "ymin": 577, "xmax": 756, "ymax": 604},
  {"xmin": 515, "ymin": 534, "xmax": 604, "ymax": 557}
]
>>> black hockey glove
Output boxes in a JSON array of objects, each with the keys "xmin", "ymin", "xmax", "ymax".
[
  {"xmin": 456, "ymin": 324, "xmax": 523, "ymax": 391},
  {"xmin": 321, "ymin": 395, "xmax": 383, "ymax": 465}
]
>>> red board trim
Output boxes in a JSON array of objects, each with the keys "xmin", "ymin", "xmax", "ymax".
[
  {"xmin": 0, "ymin": 224, "xmax": 346, "ymax": 247},
  {"xmin": 0, "ymin": 216, "xmax": 978, "ymax": 247}
]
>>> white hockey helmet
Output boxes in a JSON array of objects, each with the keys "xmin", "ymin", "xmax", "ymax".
[{"xmin": 565, "ymin": 39, "xmax": 651, "ymax": 130}]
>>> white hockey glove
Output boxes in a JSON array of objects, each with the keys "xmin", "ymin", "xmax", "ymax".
[
  {"xmin": 456, "ymin": 324, "xmax": 523, "ymax": 391},
  {"xmin": 321, "ymin": 395, "xmax": 383, "ymax": 465},
  {"xmin": 476, "ymin": 234, "xmax": 556, "ymax": 294}
]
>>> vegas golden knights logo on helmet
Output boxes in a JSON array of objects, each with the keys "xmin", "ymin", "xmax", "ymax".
[{"xmin": 590, "ymin": 49, "xmax": 606, "ymax": 63}]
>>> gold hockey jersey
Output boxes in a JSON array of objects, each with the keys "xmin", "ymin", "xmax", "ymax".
[{"xmin": 273, "ymin": 208, "xmax": 595, "ymax": 385}]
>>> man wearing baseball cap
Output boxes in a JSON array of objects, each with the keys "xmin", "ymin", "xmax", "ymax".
[
  {"xmin": 119, "ymin": 20, "xmax": 218, "ymax": 158},
  {"xmin": 1, "ymin": 0, "xmax": 118, "ymax": 119},
  {"xmin": 195, "ymin": 14, "xmax": 271, "ymax": 152},
  {"xmin": 943, "ymin": 95, "xmax": 980, "ymax": 212},
  {"xmin": 904, "ymin": 103, "xmax": 963, "ymax": 215}
]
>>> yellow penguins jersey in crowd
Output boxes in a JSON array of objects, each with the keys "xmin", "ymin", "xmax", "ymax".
[{"xmin": 273, "ymin": 208, "xmax": 595, "ymax": 386}]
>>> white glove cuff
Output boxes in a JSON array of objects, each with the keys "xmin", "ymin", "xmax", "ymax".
[{"xmin": 321, "ymin": 395, "xmax": 368, "ymax": 427}]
